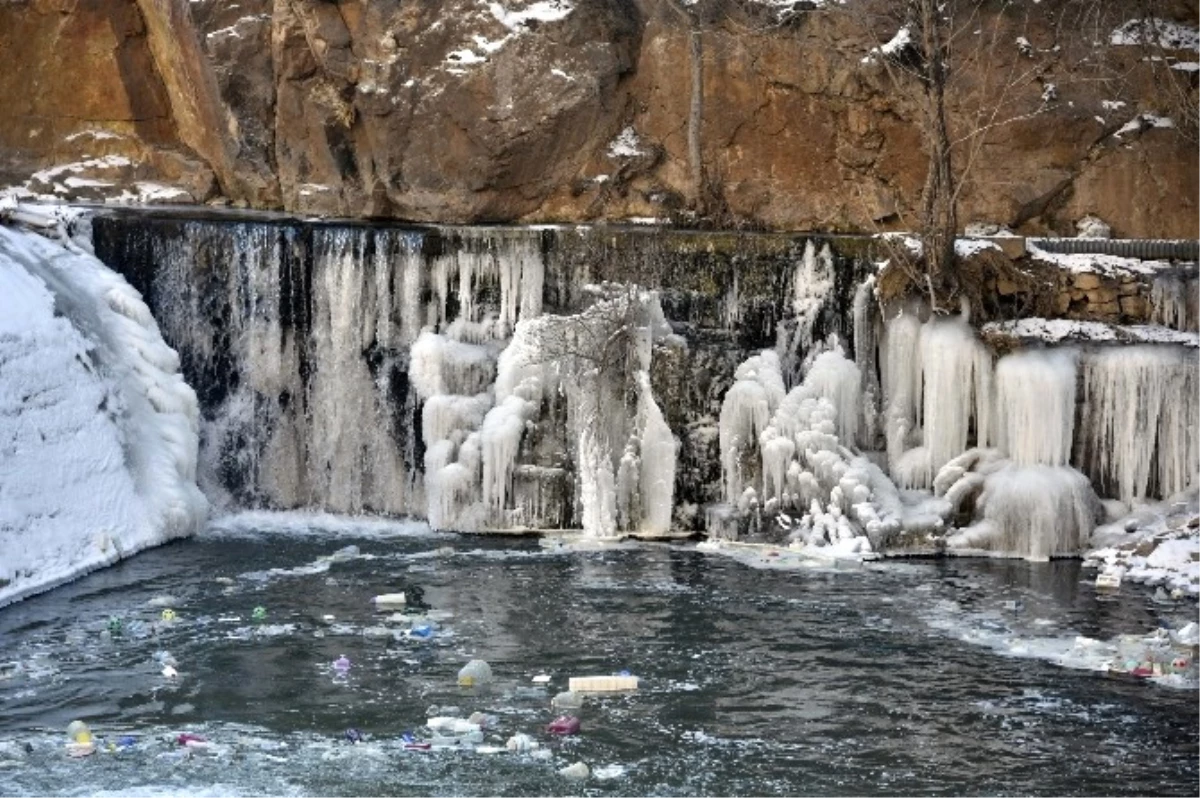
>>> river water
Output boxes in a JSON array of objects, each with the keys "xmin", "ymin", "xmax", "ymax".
[{"xmin": 0, "ymin": 513, "xmax": 1196, "ymax": 796}]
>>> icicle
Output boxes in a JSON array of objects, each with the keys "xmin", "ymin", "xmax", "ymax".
[
  {"xmin": 1150, "ymin": 272, "xmax": 1199, "ymax": 332},
  {"xmin": 993, "ymin": 348, "xmax": 1078, "ymax": 467},
  {"xmin": 1079, "ymin": 345, "xmax": 1199, "ymax": 504},
  {"xmin": 913, "ymin": 315, "xmax": 992, "ymax": 488},
  {"xmin": 881, "ymin": 311, "xmax": 923, "ymax": 475},
  {"xmin": 852, "ymin": 275, "xmax": 880, "ymax": 449},
  {"xmin": 777, "ymin": 241, "xmax": 834, "ymax": 382},
  {"xmin": 637, "ymin": 372, "xmax": 677, "ymax": 535}
]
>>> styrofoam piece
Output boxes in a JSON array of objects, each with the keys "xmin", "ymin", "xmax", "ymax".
[
  {"xmin": 568, "ymin": 675, "xmax": 639, "ymax": 692},
  {"xmin": 373, "ymin": 593, "xmax": 406, "ymax": 608}
]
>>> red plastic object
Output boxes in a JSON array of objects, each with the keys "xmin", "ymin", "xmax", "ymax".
[
  {"xmin": 1129, "ymin": 665, "xmax": 1154, "ymax": 677},
  {"xmin": 404, "ymin": 742, "xmax": 432, "ymax": 751},
  {"xmin": 176, "ymin": 733, "xmax": 206, "ymax": 746},
  {"xmin": 547, "ymin": 715, "xmax": 581, "ymax": 735}
]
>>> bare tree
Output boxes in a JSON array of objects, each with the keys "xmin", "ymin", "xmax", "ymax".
[
  {"xmin": 841, "ymin": 0, "xmax": 1123, "ymax": 297},
  {"xmin": 663, "ymin": 0, "xmax": 708, "ymax": 215}
]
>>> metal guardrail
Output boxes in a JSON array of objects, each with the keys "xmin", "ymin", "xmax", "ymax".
[{"xmin": 1028, "ymin": 238, "xmax": 1199, "ymax": 260}]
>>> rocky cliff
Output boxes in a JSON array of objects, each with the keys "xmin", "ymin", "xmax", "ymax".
[{"xmin": 1, "ymin": 0, "xmax": 1196, "ymax": 237}]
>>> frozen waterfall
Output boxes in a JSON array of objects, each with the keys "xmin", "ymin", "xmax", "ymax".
[{"xmin": 0, "ymin": 222, "xmax": 206, "ymax": 607}]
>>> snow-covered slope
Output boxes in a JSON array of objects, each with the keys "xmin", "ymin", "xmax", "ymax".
[{"xmin": 0, "ymin": 219, "xmax": 207, "ymax": 608}]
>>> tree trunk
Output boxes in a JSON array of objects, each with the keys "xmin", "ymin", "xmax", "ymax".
[
  {"xmin": 688, "ymin": 23, "xmax": 705, "ymax": 215},
  {"xmin": 916, "ymin": 0, "xmax": 956, "ymax": 283}
]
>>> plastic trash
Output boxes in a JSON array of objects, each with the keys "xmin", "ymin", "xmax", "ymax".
[
  {"xmin": 467, "ymin": 712, "xmax": 497, "ymax": 729},
  {"xmin": 1151, "ymin": 587, "xmax": 1174, "ymax": 605},
  {"xmin": 161, "ymin": 665, "xmax": 178, "ymax": 679},
  {"xmin": 373, "ymin": 593, "xmax": 407, "ymax": 610},
  {"xmin": 551, "ymin": 691, "xmax": 583, "ymax": 710},
  {"xmin": 457, "ymin": 659, "xmax": 493, "ymax": 687},
  {"xmin": 408, "ymin": 624, "xmax": 434, "ymax": 640},
  {"xmin": 160, "ymin": 609, "xmax": 177, "ymax": 622},
  {"xmin": 67, "ymin": 721, "xmax": 92, "ymax": 745},
  {"xmin": 475, "ymin": 745, "xmax": 506, "ymax": 754},
  {"xmin": 569, "ymin": 675, "xmax": 638, "ymax": 692},
  {"xmin": 344, "ymin": 728, "xmax": 364, "ymax": 744},
  {"xmin": 401, "ymin": 732, "xmax": 431, "ymax": 751},
  {"xmin": 506, "ymin": 733, "xmax": 539, "ymax": 753},
  {"xmin": 1095, "ymin": 572, "xmax": 1121, "ymax": 590},
  {"xmin": 558, "ymin": 761, "xmax": 590, "ymax": 780},
  {"xmin": 252, "ymin": 606, "xmax": 267, "ymax": 622},
  {"xmin": 1176, "ymin": 622, "xmax": 1199, "ymax": 647},
  {"xmin": 547, "ymin": 716, "xmax": 581, "ymax": 735},
  {"xmin": 63, "ymin": 720, "xmax": 95, "ymax": 758},
  {"xmin": 427, "ymin": 717, "xmax": 481, "ymax": 735},
  {"xmin": 107, "ymin": 617, "xmax": 123, "ymax": 634},
  {"xmin": 532, "ymin": 674, "xmax": 551, "ymax": 684},
  {"xmin": 333, "ymin": 655, "xmax": 351, "ymax": 673},
  {"xmin": 116, "ymin": 735, "xmax": 136, "ymax": 749}
]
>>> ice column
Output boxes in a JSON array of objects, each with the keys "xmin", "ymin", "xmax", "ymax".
[{"xmin": 993, "ymin": 348, "xmax": 1078, "ymax": 467}]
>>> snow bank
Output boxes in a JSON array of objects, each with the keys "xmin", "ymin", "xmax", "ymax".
[
  {"xmin": 0, "ymin": 217, "xmax": 207, "ymax": 607},
  {"xmin": 1085, "ymin": 489, "xmax": 1199, "ymax": 596}
]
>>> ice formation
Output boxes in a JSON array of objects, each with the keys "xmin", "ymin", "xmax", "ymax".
[
  {"xmin": 0, "ymin": 220, "xmax": 207, "ymax": 607},
  {"xmin": 943, "ymin": 456, "xmax": 1098, "ymax": 561},
  {"xmin": 1077, "ymin": 345, "xmax": 1199, "ymax": 505},
  {"xmin": 412, "ymin": 285, "xmax": 678, "ymax": 537},
  {"xmin": 993, "ymin": 348, "xmax": 1077, "ymax": 467},
  {"xmin": 777, "ymin": 240, "xmax": 834, "ymax": 382},
  {"xmin": 133, "ymin": 223, "xmax": 546, "ymax": 515},
  {"xmin": 1150, "ymin": 271, "xmax": 1199, "ymax": 332},
  {"xmin": 714, "ymin": 296, "xmax": 1106, "ymax": 558},
  {"xmin": 715, "ymin": 344, "xmax": 887, "ymax": 552},
  {"xmin": 882, "ymin": 310, "xmax": 992, "ymax": 489}
]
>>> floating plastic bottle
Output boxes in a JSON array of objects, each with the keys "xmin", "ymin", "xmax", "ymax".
[
  {"xmin": 333, "ymin": 655, "xmax": 351, "ymax": 673},
  {"xmin": 252, "ymin": 606, "xmax": 267, "ymax": 622},
  {"xmin": 551, "ymin": 690, "xmax": 583, "ymax": 709},
  {"xmin": 64, "ymin": 721, "xmax": 95, "ymax": 758},
  {"xmin": 160, "ymin": 609, "xmax": 177, "ymax": 622},
  {"xmin": 66, "ymin": 721, "xmax": 92, "ymax": 744},
  {"xmin": 457, "ymin": 659, "xmax": 493, "ymax": 687},
  {"xmin": 506, "ymin": 733, "xmax": 539, "ymax": 753},
  {"xmin": 558, "ymin": 761, "xmax": 590, "ymax": 780}
]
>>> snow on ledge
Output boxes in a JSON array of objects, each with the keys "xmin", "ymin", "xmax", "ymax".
[
  {"xmin": 981, "ymin": 318, "xmax": 1200, "ymax": 349},
  {"xmin": 1110, "ymin": 18, "xmax": 1200, "ymax": 51},
  {"xmin": 1027, "ymin": 241, "xmax": 1175, "ymax": 276},
  {"xmin": 0, "ymin": 214, "xmax": 207, "ymax": 607}
]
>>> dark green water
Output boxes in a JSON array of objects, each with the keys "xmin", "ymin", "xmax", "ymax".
[{"xmin": 0, "ymin": 514, "xmax": 1196, "ymax": 796}]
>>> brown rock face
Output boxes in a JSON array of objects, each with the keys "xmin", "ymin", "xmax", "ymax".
[{"xmin": 1, "ymin": 0, "xmax": 1196, "ymax": 237}]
